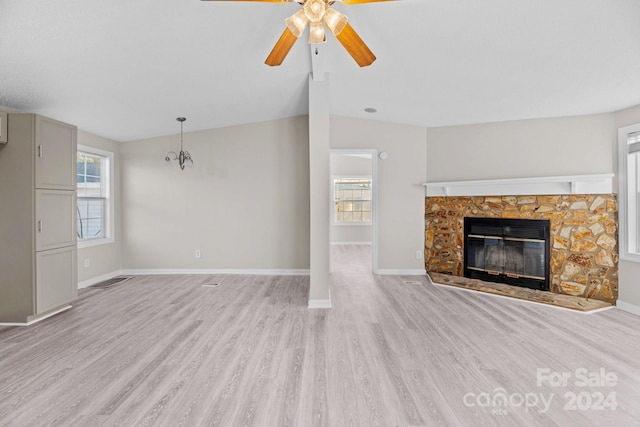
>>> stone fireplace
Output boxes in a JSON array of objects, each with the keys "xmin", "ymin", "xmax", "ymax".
[{"xmin": 424, "ymin": 194, "xmax": 618, "ymax": 304}]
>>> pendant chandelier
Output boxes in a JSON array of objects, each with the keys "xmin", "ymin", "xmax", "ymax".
[{"xmin": 164, "ymin": 117, "xmax": 194, "ymax": 170}]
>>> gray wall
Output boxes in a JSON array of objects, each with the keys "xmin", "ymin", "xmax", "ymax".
[
  {"xmin": 331, "ymin": 116, "xmax": 427, "ymax": 272},
  {"xmin": 120, "ymin": 116, "xmax": 310, "ymax": 271},
  {"xmin": 117, "ymin": 115, "xmax": 428, "ymax": 274},
  {"xmin": 427, "ymin": 113, "xmax": 616, "ymax": 181}
]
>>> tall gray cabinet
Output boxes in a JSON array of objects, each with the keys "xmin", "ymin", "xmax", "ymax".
[{"xmin": 0, "ymin": 114, "xmax": 77, "ymax": 324}]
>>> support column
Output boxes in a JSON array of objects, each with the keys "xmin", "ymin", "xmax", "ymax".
[{"xmin": 308, "ymin": 72, "xmax": 331, "ymax": 308}]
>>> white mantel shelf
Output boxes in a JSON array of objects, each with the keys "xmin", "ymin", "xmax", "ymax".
[{"xmin": 424, "ymin": 174, "xmax": 614, "ymax": 197}]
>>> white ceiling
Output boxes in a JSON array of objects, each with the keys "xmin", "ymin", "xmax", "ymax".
[{"xmin": 1, "ymin": 0, "xmax": 639, "ymax": 142}]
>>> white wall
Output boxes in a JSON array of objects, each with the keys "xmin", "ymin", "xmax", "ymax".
[
  {"xmin": 77, "ymin": 130, "xmax": 123, "ymax": 285},
  {"xmin": 427, "ymin": 113, "xmax": 616, "ymax": 182},
  {"xmin": 120, "ymin": 116, "xmax": 310, "ymax": 272},
  {"xmin": 331, "ymin": 116, "xmax": 427, "ymax": 273},
  {"xmin": 330, "ymin": 153, "xmax": 372, "ymax": 244},
  {"xmin": 615, "ymin": 104, "xmax": 640, "ymax": 313}
]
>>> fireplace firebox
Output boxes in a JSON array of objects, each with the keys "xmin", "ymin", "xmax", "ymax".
[{"xmin": 464, "ymin": 217, "xmax": 550, "ymax": 291}]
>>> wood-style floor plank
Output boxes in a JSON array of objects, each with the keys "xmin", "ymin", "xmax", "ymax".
[{"xmin": 1, "ymin": 246, "xmax": 640, "ymax": 426}]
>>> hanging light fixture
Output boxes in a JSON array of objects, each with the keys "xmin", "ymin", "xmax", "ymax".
[{"xmin": 164, "ymin": 117, "xmax": 194, "ymax": 170}]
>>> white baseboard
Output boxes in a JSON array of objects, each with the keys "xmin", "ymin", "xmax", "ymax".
[
  {"xmin": 616, "ymin": 300, "xmax": 640, "ymax": 316},
  {"xmin": 330, "ymin": 241, "xmax": 372, "ymax": 246},
  {"xmin": 377, "ymin": 269, "xmax": 427, "ymax": 276},
  {"xmin": 308, "ymin": 297, "xmax": 332, "ymax": 309},
  {"xmin": 119, "ymin": 268, "xmax": 310, "ymax": 276},
  {"xmin": 0, "ymin": 305, "xmax": 71, "ymax": 326},
  {"xmin": 78, "ymin": 270, "xmax": 125, "ymax": 289}
]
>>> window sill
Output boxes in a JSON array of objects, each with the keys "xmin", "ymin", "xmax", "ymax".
[
  {"xmin": 332, "ymin": 222, "xmax": 372, "ymax": 227},
  {"xmin": 78, "ymin": 237, "xmax": 115, "ymax": 249}
]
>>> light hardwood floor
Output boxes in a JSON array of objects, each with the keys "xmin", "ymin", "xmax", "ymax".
[{"xmin": 1, "ymin": 245, "xmax": 640, "ymax": 426}]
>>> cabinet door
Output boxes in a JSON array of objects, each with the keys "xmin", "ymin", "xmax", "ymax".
[
  {"xmin": 35, "ymin": 246, "xmax": 77, "ymax": 315},
  {"xmin": 35, "ymin": 115, "xmax": 77, "ymax": 190},
  {"xmin": 35, "ymin": 189, "xmax": 77, "ymax": 251}
]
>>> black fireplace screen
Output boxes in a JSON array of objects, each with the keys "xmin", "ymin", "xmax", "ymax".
[{"xmin": 464, "ymin": 218, "xmax": 550, "ymax": 291}]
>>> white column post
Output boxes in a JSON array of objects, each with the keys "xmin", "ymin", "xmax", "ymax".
[{"xmin": 308, "ymin": 72, "xmax": 331, "ymax": 308}]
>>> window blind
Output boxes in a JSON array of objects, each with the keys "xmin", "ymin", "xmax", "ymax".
[{"xmin": 628, "ymin": 131, "xmax": 640, "ymax": 153}]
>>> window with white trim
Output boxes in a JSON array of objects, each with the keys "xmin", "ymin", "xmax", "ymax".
[
  {"xmin": 619, "ymin": 124, "xmax": 640, "ymax": 261},
  {"xmin": 77, "ymin": 146, "xmax": 114, "ymax": 247},
  {"xmin": 332, "ymin": 176, "xmax": 372, "ymax": 224}
]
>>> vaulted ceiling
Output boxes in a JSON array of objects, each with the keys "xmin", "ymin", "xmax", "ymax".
[{"xmin": 1, "ymin": 0, "xmax": 639, "ymax": 142}]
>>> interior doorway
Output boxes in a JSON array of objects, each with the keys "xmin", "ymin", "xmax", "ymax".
[{"xmin": 329, "ymin": 149, "xmax": 378, "ymax": 273}]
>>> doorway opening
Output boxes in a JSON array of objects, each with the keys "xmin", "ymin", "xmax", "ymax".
[{"xmin": 329, "ymin": 149, "xmax": 378, "ymax": 273}]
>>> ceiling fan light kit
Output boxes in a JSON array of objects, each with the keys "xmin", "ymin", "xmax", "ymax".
[
  {"xmin": 324, "ymin": 8, "xmax": 348, "ymax": 35},
  {"xmin": 286, "ymin": 9, "xmax": 308, "ymax": 37},
  {"xmin": 309, "ymin": 21, "xmax": 326, "ymax": 44},
  {"xmin": 202, "ymin": 0, "xmax": 395, "ymax": 67},
  {"xmin": 305, "ymin": 0, "xmax": 326, "ymax": 23}
]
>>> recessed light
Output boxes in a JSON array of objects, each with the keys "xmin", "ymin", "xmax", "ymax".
[{"xmin": 364, "ymin": 107, "xmax": 377, "ymax": 113}]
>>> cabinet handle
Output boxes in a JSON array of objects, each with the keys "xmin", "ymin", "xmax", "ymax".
[
  {"xmin": 37, "ymin": 220, "xmax": 42, "ymax": 233},
  {"xmin": 38, "ymin": 145, "xmax": 43, "ymax": 158}
]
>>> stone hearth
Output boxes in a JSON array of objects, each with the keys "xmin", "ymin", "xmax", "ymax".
[{"xmin": 424, "ymin": 194, "xmax": 618, "ymax": 304}]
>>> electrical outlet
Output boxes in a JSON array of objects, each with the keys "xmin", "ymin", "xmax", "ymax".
[
  {"xmin": 84, "ymin": 259, "xmax": 90, "ymax": 267},
  {"xmin": 416, "ymin": 250, "xmax": 422, "ymax": 259},
  {"xmin": 195, "ymin": 249, "xmax": 201, "ymax": 259}
]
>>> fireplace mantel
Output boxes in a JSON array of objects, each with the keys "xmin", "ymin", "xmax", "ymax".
[{"xmin": 424, "ymin": 174, "xmax": 614, "ymax": 197}]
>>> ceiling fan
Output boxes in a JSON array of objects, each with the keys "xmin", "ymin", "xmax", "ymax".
[{"xmin": 201, "ymin": 0, "xmax": 394, "ymax": 67}]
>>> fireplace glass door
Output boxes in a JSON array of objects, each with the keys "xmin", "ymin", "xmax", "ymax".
[{"xmin": 464, "ymin": 218, "xmax": 550, "ymax": 291}]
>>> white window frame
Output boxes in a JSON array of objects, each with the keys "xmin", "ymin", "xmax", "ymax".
[
  {"xmin": 331, "ymin": 175, "xmax": 373, "ymax": 226},
  {"xmin": 77, "ymin": 144, "xmax": 115, "ymax": 248},
  {"xmin": 618, "ymin": 123, "xmax": 640, "ymax": 262}
]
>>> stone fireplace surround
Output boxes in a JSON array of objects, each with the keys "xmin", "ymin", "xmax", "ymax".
[{"xmin": 424, "ymin": 193, "xmax": 618, "ymax": 304}]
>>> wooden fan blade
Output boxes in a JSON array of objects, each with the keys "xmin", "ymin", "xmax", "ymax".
[
  {"xmin": 334, "ymin": 22, "xmax": 376, "ymax": 67},
  {"xmin": 340, "ymin": 0, "xmax": 396, "ymax": 4},
  {"xmin": 265, "ymin": 27, "xmax": 299, "ymax": 66}
]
